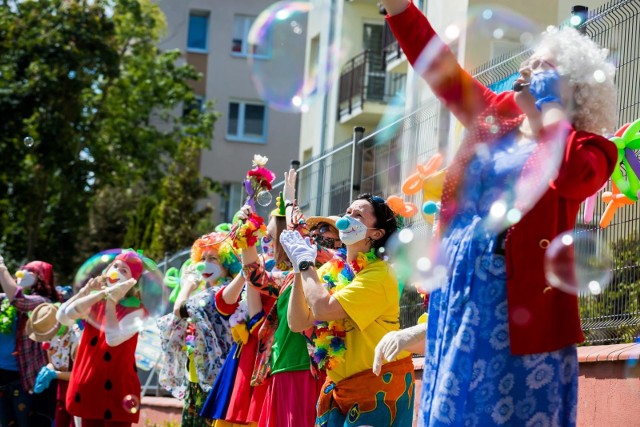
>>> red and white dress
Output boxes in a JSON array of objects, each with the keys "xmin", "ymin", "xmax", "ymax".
[{"xmin": 66, "ymin": 301, "xmax": 144, "ymax": 424}]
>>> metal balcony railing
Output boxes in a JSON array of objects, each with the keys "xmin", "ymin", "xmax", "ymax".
[
  {"xmin": 382, "ymin": 21, "xmax": 402, "ymax": 66},
  {"xmin": 337, "ymin": 49, "xmax": 406, "ymax": 120}
]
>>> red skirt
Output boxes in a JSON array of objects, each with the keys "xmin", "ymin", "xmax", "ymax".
[{"xmin": 259, "ymin": 370, "xmax": 325, "ymax": 427}]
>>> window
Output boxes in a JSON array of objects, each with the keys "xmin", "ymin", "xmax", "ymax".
[
  {"xmin": 221, "ymin": 182, "xmax": 244, "ymax": 222},
  {"xmin": 363, "ymin": 23, "xmax": 385, "ymax": 101},
  {"xmin": 182, "ymin": 96, "xmax": 204, "ymax": 117},
  {"xmin": 187, "ymin": 11, "xmax": 209, "ymax": 52},
  {"xmin": 232, "ymin": 15, "xmax": 270, "ymax": 57},
  {"xmin": 227, "ymin": 101, "xmax": 267, "ymax": 143}
]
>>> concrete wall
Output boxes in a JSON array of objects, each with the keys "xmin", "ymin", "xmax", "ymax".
[
  {"xmin": 155, "ymin": 0, "xmax": 304, "ymax": 222},
  {"xmin": 412, "ymin": 344, "xmax": 640, "ymax": 427},
  {"xmin": 135, "ymin": 344, "xmax": 640, "ymax": 427}
]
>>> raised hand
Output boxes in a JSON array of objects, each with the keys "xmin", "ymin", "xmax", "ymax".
[
  {"xmin": 235, "ymin": 204, "xmax": 254, "ymax": 222},
  {"xmin": 283, "ymin": 168, "xmax": 297, "ymax": 204},
  {"xmin": 279, "ymin": 230, "xmax": 317, "ymax": 273},
  {"xmin": 104, "ymin": 278, "xmax": 137, "ymax": 303}
]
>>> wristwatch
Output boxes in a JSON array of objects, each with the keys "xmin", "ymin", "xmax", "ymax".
[{"xmin": 298, "ymin": 261, "xmax": 314, "ymax": 271}]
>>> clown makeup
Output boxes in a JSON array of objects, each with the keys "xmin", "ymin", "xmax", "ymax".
[
  {"xmin": 201, "ymin": 250, "xmax": 225, "ymax": 283},
  {"xmin": 105, "ymin": 260, "xmax": 132, "ymax": 286}
]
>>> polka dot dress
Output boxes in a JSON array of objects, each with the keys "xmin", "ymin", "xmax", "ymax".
[{"xmin": 66, "ymin": 301, "xmax": 142, "ymax": 423}]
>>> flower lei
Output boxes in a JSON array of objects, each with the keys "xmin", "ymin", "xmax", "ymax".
[
  {"xmin": 0, "ymin": 298, "xmax": 17, "ymax": 335},
  {"xmin": 230, "ymin": 213, "xmax": 267, "ymax": 250},
  {"xmin": 183, "ymin": 323, "xmax": 196, "ymax": 356},
  {"xmin": 313, "ymin": 248, "xmax": 378, "ymax": 370}
]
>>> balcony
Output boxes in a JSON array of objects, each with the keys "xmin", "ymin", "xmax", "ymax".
[
  {"xmin": 382, "ymin": 21, "xmax": 407, "ymax": 73},
  {"xmin": 337, "ymin": 49, "xmax": 406, "ymax": 124}
]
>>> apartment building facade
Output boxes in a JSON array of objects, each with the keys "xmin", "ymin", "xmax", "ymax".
[{"xmin": 155, "ymin": 0, "xmax": 305, "ymax": 222}]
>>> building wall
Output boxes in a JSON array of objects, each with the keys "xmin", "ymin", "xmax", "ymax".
[
  {"xmin": 298, "ymin": 0, "xmax": 338, "ymax": 161},
  {"xmin": 299, "ymin": 0, "xmax": 387, "ymax": 161},
  {"xmin": 156, "ymin": 0, "xmax": 304, "ymax": 222},
  {"xmin": 333, "ymin": 0, "xmax": 388, "ymax": 144}
]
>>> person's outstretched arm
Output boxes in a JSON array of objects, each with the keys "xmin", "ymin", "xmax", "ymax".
[
  {"xmin": 380, "ymin": 0, "xmax": 410, "ymax": 15},
  {"xmin": 372, "ymin": 323, "xmax": 427, "ymax": 375},
  {"xmin": 287, "ymin": 273, "xmax": 314, "ymax": 332},
  {"xmin": 0, "ymin": 255, "xmax": 19, "ymax": 301},
  {"xmin": 383, "ymin": 0, "xmax": 498, "ymax": 127}
]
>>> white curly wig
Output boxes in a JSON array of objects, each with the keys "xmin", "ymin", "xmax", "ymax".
[{"xmin": 537, "ymin": 26, "xmax": 618, "ymax": 135}]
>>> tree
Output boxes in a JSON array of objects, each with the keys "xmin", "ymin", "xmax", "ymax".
[
  {"xmin": 124, "ymin": 110, "xmax": 223, "ymax": 260},
  {"xmin": 0, "ymin": 0, "xmax": 219, "ymax": 279}
]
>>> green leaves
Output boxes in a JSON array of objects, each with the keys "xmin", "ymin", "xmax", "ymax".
[{"xmin": 0, "ymin": 0, "xmax": 219, "ymax": 278}]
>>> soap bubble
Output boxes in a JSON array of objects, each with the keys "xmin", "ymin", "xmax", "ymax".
[
  {"xmin": 24, "ymin": 136, "xmax": 35, "ymax": 148},
  {"xmin": 73, "ymin": 249, "xmax": 169, "ymax": 333},
  {"xmin": 256, "ymin": 190, "xmax": 273, "ymax": 207},
  {"xmin": 247, "ymin": 1, "xmax": 344, "ymax": 112},
  {"xmin": 544, "ymin": 231, "xmax": 612, "ymax": 295},
  {"xmin": 383, "ymin": 227, "xmax": 445, "ymax": 295},
  {"xmin": 403, "ymin": 6, "xmax": 566, "ymax": 234},
  {"xmin": 122, "ymin": 394, "xmax": 140, "ymax": 414}
]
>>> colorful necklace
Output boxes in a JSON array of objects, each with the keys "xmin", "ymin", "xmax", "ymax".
[
  {"xmin": 0, "ymin": 298, "xmax": 17, "ymax": 334},
  {"xmin": 313, "ymin": 248, "xmax": 378, "ymax": 370}
]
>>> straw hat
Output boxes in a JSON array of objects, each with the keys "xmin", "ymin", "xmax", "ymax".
[
  {"xmin": 26, "ymin": 303, "xmax": 60, "ymax": 342},
  {"xmin": 306, "ymin": 216, "xmax": 340, "ymax": 232}
]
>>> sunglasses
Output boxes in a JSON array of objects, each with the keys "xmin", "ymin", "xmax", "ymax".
[{"xmin": 310, "ymin": 224, "xmax": 333, "ymax": 235}]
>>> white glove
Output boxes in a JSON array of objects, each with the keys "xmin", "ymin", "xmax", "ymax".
[
  {"xmin": 372, "ymin": 325, "xmax": 426, "ymax": 375},
  {"xmin": 279, "ymin": 230, "xmax": 316, "ymax": 273},
  {"xmin": 283, "ymin": 168, "xmax": 297, "ymax": 204}
]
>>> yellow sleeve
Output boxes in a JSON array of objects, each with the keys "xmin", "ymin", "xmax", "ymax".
[{"xmin": 333, "ymin": 263, "xmax": 394, "ymax": 331}]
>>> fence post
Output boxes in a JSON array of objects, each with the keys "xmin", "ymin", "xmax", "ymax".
[
  {"xmin": 291, "ymin": 160, "xmax": 300, "ymax": 202},
  {"xmin": 571, "ymin": 5, "xmax": 589, "ymax": 34},
  {"xmin": 350, "ymin": 126, "xmax": 365, "ymax": 202}
]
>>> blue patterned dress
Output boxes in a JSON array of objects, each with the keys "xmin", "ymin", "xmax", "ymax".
[{"xmin": 419, "ymin": 132, "xmax": 578, "ymax": 426}]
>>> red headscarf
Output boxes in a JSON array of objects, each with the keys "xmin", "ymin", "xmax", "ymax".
[
  {"xmin": 21, "ymin": 260, "xmax": 59, "ymax": 302},
  {"xmin": 115, "ymin": 252, "xmax": 144, "ymax": 280},
  {"xmin": 21, "ymin": 261, "xmax": 54, "ymax": 289}
]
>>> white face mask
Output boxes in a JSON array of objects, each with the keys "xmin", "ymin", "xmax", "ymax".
[
  {"xmin": 105, "ymin": 266, "xmax": 128, "ymax": 287},
  {"xmin": 202, "ymin": 261, "xmax": 223, "ymax": 283},
  {"xmin": 16, "ymin": 271, "xmax": 36, "ymax": 289},
  {"xmin": 338, "ymin": 215, "xmax": 369, "ymax": 246}
]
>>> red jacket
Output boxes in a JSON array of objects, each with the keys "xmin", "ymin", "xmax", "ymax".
[{"xmin": 387, "ymin": 2, "xmax": 618, "ymax": 354}]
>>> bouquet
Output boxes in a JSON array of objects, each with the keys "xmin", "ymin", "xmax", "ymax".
[
  {"xmin": 244, "ymin": 154, "xmax": 276, "ymax": 209},
  {"xmin": 231, "ymin": 155, "xmax": 275, "ymax": 250}
]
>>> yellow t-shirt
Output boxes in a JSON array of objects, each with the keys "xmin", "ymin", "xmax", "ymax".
[{"xmin": 329, "ymin": 260, "xmax": 410, "ymax": 382}]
